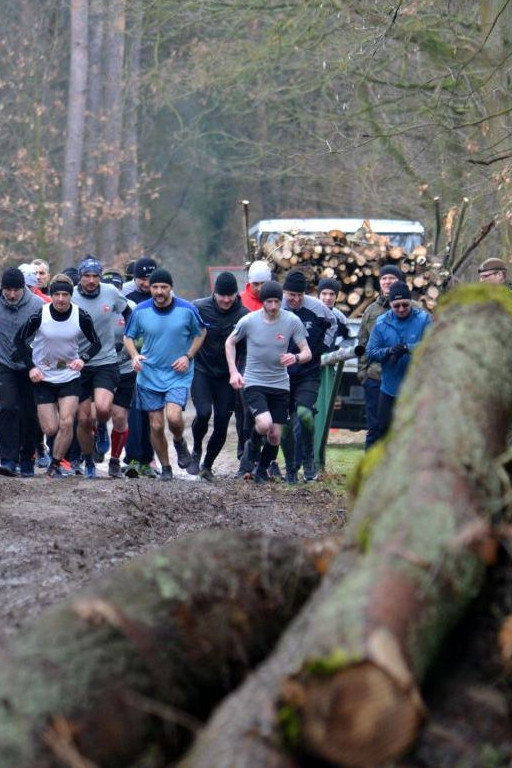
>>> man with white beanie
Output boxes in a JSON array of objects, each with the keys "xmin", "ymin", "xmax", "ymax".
[{"xmin": 240, "ymin": 260, "xmax": 272, "ymax": 311}]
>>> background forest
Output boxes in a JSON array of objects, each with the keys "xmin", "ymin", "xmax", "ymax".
[{"xmin": 1, "ymin": 0, "xmax": 511, "ymax": 297}]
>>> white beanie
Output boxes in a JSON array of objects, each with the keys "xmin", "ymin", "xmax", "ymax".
[
  {"xmin": 248, "ymin": 260, "xmax": 272, "ymax": 283},
  {"xmin": 19, "ymin": 263, "xmax": 38, "ymax": 288}
]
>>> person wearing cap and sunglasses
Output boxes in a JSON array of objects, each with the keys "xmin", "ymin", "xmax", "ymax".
[
  {"xmin": 357, "ymin": 264, "xmax": 402, "ymax": 449},
  {"xmin": 477, "ymin": 257, "xmax": 509, "ymax": 285},
  {"xmin": 367, "ymin": 281, "xmax": 432, "ymax": 441}
]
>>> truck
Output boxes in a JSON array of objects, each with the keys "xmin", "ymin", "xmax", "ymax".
[{"xmin": 249, "ymin": 217, "xmax": 425, "ymax": 254}]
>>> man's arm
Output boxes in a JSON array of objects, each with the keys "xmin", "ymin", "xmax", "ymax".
[
  {"xmin": 282, "ymin": 338, "xmax": 312, "ymax": 367},
  {"xmin": 124, "ymin": 335, "xmax": 145, "ymax": 372},
  {"xmin": 225, "ymin": 331, "xmax": 244, "ymax": 389},
  {"xmin": 171, "ymin": 327, "xmax": 207, "ymax": 373},
  {"xmin": 13, "ymin": 310, "xmax": 42, "ymax": 368},
  {"xmin": 77, "ymin": 309, "xmax": 102, "ymax": 363}
]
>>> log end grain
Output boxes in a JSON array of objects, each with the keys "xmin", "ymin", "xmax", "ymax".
[{"xmin": 299, "ymin": 662, "xmax": 423, "ymax": 767}]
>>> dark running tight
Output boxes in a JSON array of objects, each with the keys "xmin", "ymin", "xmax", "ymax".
[{"xmin": 190, "ymin": 370, "xmax": 235, "ymax": 469}]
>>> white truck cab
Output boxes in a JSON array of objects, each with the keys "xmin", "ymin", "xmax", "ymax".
[{"xmin": 249, "ymin": 217, "xmax": 425, "ymax": 255}]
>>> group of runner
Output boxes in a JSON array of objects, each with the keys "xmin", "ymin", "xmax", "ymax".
[{"xmin": 0, "ymin": 255, "xmax": 350, "ymax": 482}]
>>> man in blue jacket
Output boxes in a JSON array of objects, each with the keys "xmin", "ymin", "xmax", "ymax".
[{"xmin": 367, "ymin": 281, "xmax": 431, "ymax": 441}]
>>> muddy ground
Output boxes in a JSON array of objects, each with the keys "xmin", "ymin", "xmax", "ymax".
[
  {"xmin": 0, "ymin": 428, "xmax": 350, "ymax": 644},
  {"xmin": 0, "ymin": 420, "xmax": 511, "ymax": 767}
]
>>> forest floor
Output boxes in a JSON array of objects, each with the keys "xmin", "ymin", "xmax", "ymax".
[{"xmin": 0, "ymin": 415, "xmax": 511, "ymax": 767}]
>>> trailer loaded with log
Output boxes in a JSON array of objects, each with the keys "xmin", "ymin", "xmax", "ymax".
[{"xmin": 258, "ymin": 219, "xmax": 446, "ymax": 315}]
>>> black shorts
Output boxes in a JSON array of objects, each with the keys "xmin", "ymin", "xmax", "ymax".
[
  {"xmin": 79, "ymin": 363, "xmax": 120, "ymax": 402},
  {"xmin": 33, "ymin": 378, "xmax": 81, "ymax": 406},
  {"xmin": 289, "ymin": 374, "xmax": 321, "ymax": 413},
  {"xmin": 244, "ymin": 386, "xmax": 289, "ymax": 425},
  {"xmin": 113, "ymin": 371, "xmax": 136, "ymax": 409}
]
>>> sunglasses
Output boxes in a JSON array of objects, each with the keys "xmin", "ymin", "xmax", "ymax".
[{"xmin": 391, "ymin": 301, "xmax": 411, "ymax": 309}]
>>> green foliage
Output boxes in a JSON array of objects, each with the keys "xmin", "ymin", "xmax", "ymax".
[
  {"xmin": 306, "ymin": 647, "xmax": 355, "ymax": 675},
  {"xmin": 277, "ymin": 703, "xmax": 301, "ymax": 748},
  {"xmin": 1, "ymin": 2, "xmax": 512, "ymax": 277}
]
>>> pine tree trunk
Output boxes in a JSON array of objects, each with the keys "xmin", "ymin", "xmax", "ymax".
[
  {"xmin": 180, "ymin": 286, "xmax": 512, "ymax": 768},
  {"xmin": 0, "ymin": 530, "xmax": 340, "ymax": 767},
  {"xmin": 59, "ymin": 0, "xmax": 88, "ymax": 270}
]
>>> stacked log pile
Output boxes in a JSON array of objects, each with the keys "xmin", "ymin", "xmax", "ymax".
[{"xmin": 259, "ymin": 219, "xmax": 446, "ymax": 316}]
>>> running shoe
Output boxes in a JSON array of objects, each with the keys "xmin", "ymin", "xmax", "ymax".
[
  {"xmin": 199, "ymin": 466, "xmax": 215, "ymax": 483},
  {"xmin": 71, "ymin": 458, "xmax": 84, "ymax": 476},
  {"xmin": 108, "ymin": 458, "xmax": 123, "ymax": 478},
  {"xmin": 253, "ymin": 468, "xmax": 271, "ymax": 484},
  {"xmin": 268, "ymin": 460, "xmax": 283, "ymax": 479},
  {"xmin": 84, "ymin": 461, "xmax": 96, "ymax": 479},
  {"xmin": 187, "ymin": 452, "xmax": 201, "ymax": 476},
  {"xmin": 124, "ymin": 460, "xmax": 140, "ymax": 478},
  {"xmin": 303, "ymin": 458, "xmax": 319, "ymax": 482},
  {"xmin": 0, "ymin": 461, "xmax": 17, "ymax": 477},
  {"xmin": 159, "ymin": 465, "xmax": 173, "ymax": 481},
  {"xmin": 174, "ymin": 438, "xmax": 192, "ymax": 469},
  {"xmin": 19, "ymin": 460, "xmax": 35, "ymax": 478},
  {"xmin": 36, "ymin": 448, "xmax": 51, "ymax": 468},
  {"xmin": 285, "ymin": 469, "xmax": 298, "ymax": 485},
  {"xmin": 59, "ymin": 458, "xmax": 73, "ymax": 476},
  {"xmin": 140, "ymin": 463, "xmax": 158, "ymax": 478},
  {"xmin": 46, "ymin": 464, "xmax": 65, "ymax": 479},
  {"xmin": 95, "ymin": 422, "xmax": 110, "ymax": 456}
]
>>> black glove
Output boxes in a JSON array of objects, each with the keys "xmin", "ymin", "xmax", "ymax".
[{"xmin": 389, "ymin": 343, "xmax": 408, "ymax": 360}]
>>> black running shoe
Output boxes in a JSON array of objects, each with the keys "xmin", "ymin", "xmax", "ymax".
[{"xmin": 174, "ymin": 439, "xmax": 192, "ymax": 469}]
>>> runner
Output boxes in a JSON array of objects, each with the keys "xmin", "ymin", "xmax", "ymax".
[
  {"xmin": 72, "ymin": 256, "xmax": 130, "ymax": 478},
  {"xmin": 14, "ymin": 274, "xmax": 101, "ymax": 478},
  {"xmin": 225, "ymin": 280, "xmax": 311, "ymax": 483},
  {"xmin": 124, "ymin": 268, "xmax": 206, "ymax": 481}
]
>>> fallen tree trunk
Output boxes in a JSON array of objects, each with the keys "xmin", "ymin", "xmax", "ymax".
[
  {"xmin": 0, "ymin": 530, "xmax": 342, "ymax": 767},
  {"xmin": 180, "ymin": 285, "xmax": 512, "ymax": 768}
]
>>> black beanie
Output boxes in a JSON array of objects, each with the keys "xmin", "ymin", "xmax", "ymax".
[
  {"xmin": 62, "ymin": 266, "xmax": 79, "ymax": 286},
  {"xmin": 388, "ymin": 281, "xmax": 411, "ymax": 302},
  {"xmin": 214, "ymin": 271, "xmax": 238, "ymax": 296},
  {"xmin": 50, "ymin": 275, "xmax": 74, "ymax": 295},
  {"xmin": 260, "ymin": 280, "xmax": 283, "ymax": 301},
  {"xmin": 1, "ymin": 267, "xmax": 25, "ymax": 290},
  {"xmin": 317, "ymin": 277, "xmax": 341, "ymax": 294},
  {"xmin": 283, "ymin": 270, "xmax": 307, "ymax": 293},
  {"xmin": 134, "ymin": 257, "xmax": 157, "ymax": 278},
  {"xmin": 149, "ymin": 268, "xmax": 173, "ymax": 286},
  {"xmin": 379, "ymin": 264, "xmax": 402, "ymax": 280}
]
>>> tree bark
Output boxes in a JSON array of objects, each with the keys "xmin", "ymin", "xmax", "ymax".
[
  {"xmin": 0, "ymin": 530, "xmax": 341, "ymax": 767},
  {"xmin": 82, "ymin": 0, "xmax": 106, "ymax": 257},
  {"xmin": 59, "ymin": 0, "xmax": 88, "ymax": 271},
  {"xmin": 97, "ymin": 0, "xmax": 125, "ymax": 263},
  {"xmin": 180, "ymin": 286, "xmax": 512, "ymax": 768},
  {"xmin": 120, "ymin": 0, "xmax": 143, "ymax": 262}
]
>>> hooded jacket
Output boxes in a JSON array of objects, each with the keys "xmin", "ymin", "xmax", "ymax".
[{"xmin": 0, "ymin": 288, "xmax": 44, "ymax": 370}]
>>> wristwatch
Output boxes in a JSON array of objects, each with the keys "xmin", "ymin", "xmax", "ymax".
[
  {"xmin": 295, "ymin": 353, "xmax": 300, "ymax": 364},
  {"xmin": 186, "ymin": 353, "xmax": 194, "ymax": 361}
]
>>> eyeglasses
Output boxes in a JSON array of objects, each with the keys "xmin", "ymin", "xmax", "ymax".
[{"xmin": 391, "ymin": 301, "xmax": 411, "ymax": 309}]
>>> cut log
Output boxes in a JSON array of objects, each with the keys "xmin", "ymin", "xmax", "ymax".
[
  {"xmin": 0, "ymin": 531, "xmax": 342, "ymax": 767},
  {"xmin": 179, "ymin": 286, "xmax": 512, "ymax": 768}
]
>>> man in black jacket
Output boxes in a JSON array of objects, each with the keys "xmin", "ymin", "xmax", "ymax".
[
  {"xmin": 280, "ymin": 269, "xmax": 337, "ymax": 483},
  {"xmin": 188, "ymin": 272, "xmax": 248, "ymax": 481}
]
